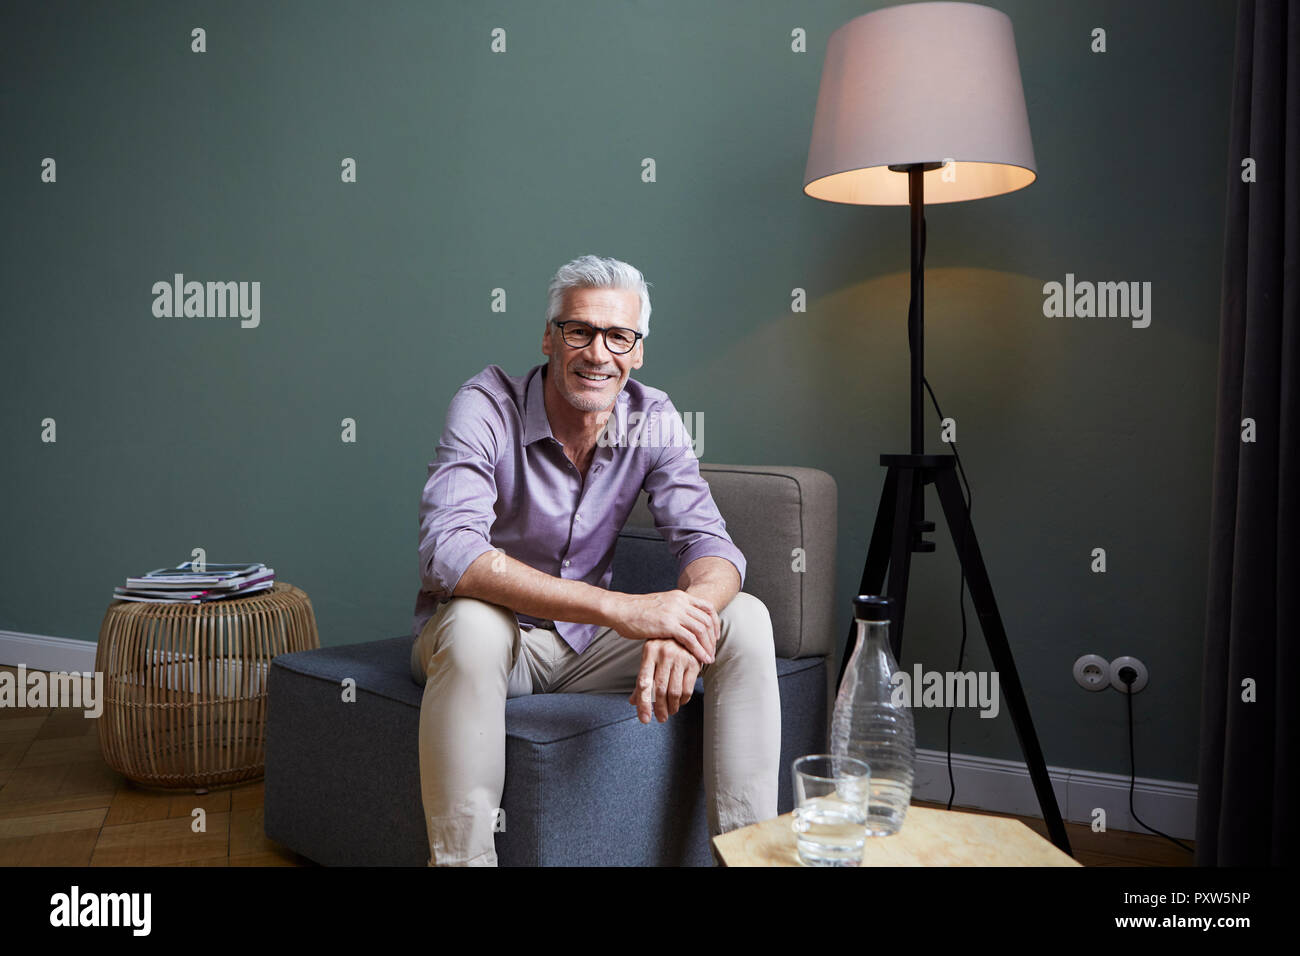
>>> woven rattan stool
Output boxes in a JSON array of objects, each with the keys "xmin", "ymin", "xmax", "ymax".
[{"xmin": 95, "ymin": 581, "xmax": 320, "ymax": 791}]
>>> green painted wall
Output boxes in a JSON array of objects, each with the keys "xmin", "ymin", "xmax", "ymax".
[{"xmin": 1, "ymin": 0, "xmax": 1235, "ymax": 783}]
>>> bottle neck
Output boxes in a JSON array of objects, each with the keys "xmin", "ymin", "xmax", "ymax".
[
  {"xmin": 849, "ymin": 618, "xmax": 897, "ymax": 676},
  {"xmin": 855, "ymin": 618, "xmax": 891, "ymax": 649}
]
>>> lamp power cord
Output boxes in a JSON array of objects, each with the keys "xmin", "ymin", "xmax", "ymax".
[
  {"xmin": 905, "ymin": 212, "xmax": 976, "ymax": 811},
  {"xmin": 910, "ymin": 212, "xmax": 1195, "ymax": 855},
  {"xmin": 1118, "ymin": 666, "xmax": 1194, "ymax": 854}
]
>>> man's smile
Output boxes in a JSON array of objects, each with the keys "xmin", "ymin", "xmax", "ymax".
[{"xmin": 572, "ymin": 368, "xmax": 616, "ymax": 387}]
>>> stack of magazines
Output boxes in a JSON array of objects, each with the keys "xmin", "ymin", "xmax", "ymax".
[{"xmin": 113, "ymin": 562, "xmax": 276, "ymax": 604}]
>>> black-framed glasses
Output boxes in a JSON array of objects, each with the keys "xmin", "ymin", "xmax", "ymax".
[{"xmin": 551, "ymin": 319, "xmax": 643, "ymax": 355}]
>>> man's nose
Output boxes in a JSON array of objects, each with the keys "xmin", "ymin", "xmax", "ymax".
[{"xmin": 582, "ymin": 334, "xmax": 613, "ymax": 364}]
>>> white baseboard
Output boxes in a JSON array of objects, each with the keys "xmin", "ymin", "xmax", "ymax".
[
  {"xmin": 914, "ymin": 747, "xmax": 1197, "ymax": 841},
  {"xmin": 0, "ymin": 630, "xmax": 98, "ymax": 673},
  {"xmin": 1, "ymin": 630, "xmax": 267, "ymax": 692}
]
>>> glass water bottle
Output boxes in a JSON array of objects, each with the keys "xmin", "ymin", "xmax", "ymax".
[{"xmin": 830, "ymin": 594, "xmax": 916, "ymax": 836}]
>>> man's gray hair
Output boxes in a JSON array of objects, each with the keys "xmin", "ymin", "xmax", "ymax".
[{"xmin": 546, "ymin": 255, "xmax": 652, "ymax": 338}]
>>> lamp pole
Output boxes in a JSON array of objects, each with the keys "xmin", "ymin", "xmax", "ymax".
[{"xmin": 909, "ymin": 165, "xmax": 925, "ymax": 456}]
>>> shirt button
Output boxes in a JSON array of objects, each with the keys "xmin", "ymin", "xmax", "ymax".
[
  {"xmin": 563, "ymin": 560, "xmax": 571, "ymax": 568},
  {"xmin": 575, "ymin": 513, "xmax": 581, "ymax": 521}
]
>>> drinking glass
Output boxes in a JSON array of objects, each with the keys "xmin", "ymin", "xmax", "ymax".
[{"xmin": 791, "ymin": 754, "xmax": 871, "ymax": 866}]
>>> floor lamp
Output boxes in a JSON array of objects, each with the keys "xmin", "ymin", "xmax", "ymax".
[{"xmin": 803, "ymin": 1, "xmax": 1071, "ymax": 855}]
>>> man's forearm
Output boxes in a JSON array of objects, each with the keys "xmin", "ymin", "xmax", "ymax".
[
  {"xmin": 453, "ymin": 549, "xmax": 615, "ymax": 627},
  {"xmin": 676, "ymin": 555, "xmax": 741, "ymax": 612}
]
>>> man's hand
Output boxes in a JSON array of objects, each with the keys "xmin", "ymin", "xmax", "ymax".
[
  {"xmin": 628, "ymin": 638, "xmax": 702, "ymax": 724},
  {"xmin": 611, "ymin": 589, "xmax": 719, "ymax": 665}
]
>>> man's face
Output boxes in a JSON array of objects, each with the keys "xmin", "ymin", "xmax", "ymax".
[{"xmin": 542, "ymin": 287, "xmax": 644, "ymax": 413}]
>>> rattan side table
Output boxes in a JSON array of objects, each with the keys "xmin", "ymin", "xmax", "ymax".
[{"xmin": 95, "ymin": 581, "xmax": 320, "ymax": 791}]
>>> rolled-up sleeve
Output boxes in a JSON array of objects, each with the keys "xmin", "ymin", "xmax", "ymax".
[
  {"xmin": 640, "ymin": 397, "xmax": 746, "ymax": 586},
  {"xmin": 418, "ymin": 385, "xmax": 503, "ymax": 597}
]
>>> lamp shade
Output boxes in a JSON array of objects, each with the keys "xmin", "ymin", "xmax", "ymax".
[{"xmin": 803, "ymin": 1, "xmax": 1037, "ymax": 205}]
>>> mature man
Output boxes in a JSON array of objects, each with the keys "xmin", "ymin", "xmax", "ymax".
[{"xmin": 410, "ymin": 254, "xmax": 781, "ymax": 866}]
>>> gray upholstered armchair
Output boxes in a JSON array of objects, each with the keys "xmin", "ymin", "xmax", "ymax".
[{"xmin": 264, "ymin": 463, "xmax": 838, "ymax": 865}]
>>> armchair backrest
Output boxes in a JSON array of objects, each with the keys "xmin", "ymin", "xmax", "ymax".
[{"xmin": 612, "ymin": 463, "xmax": 837, "ymax": 660}]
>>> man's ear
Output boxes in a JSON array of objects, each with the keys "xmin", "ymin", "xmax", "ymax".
[
  {"xmin": 542, "ymin": 323, "xmax": 552, "ymax": 358},
  {"xmin": 631, "ymin": 340, "xmax": 644, "ymax": 370}
]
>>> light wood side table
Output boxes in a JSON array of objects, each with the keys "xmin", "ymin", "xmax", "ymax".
[
  {"xmin": 711, "ymin": 805, "xmax": 1080, "ymax": 866},
  {"xmin": 96, "ymin": 581, "xmax": 320, "ymax": 791}
]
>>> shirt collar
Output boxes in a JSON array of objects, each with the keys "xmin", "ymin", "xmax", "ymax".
[{"xmin": 523, "ymin": 363, "xmax": 628, "ymax": 448}]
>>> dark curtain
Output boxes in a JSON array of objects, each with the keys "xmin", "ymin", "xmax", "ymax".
[{"xmin": 1198, "ymin": 0, "xmax": 1298, "ymax": 866}]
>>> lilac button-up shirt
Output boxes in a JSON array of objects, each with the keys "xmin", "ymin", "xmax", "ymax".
[{"xmin": 412, "ymin": 362, "xmax": 746, "ymax": 655}]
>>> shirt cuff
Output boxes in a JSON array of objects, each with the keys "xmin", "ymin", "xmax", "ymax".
[
  {"xmin": 429, "ymin": 529, "xmax": 498, "ymax": 596},
  {"xmin": 676, "ymin": 539, "xmax": 746, "ymax": 589}
]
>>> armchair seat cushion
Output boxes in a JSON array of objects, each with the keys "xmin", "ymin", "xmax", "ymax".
[{"xmin": 265, "ymin": 635, "xmax": 826, "ymax": 866}]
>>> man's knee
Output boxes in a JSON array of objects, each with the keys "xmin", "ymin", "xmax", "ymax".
[
  {"xmin": 415, "ymin": 597, "xmax": 518, "ymax": 679},
  {"xmin": 718, "ymin": 592, "xmax": 775, "ymax": 657}
]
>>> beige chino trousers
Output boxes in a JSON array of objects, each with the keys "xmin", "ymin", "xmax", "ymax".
[{"xmin": 408, "ymin": 591, "xmax": 782, "ymax": 866}]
